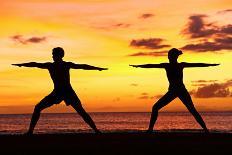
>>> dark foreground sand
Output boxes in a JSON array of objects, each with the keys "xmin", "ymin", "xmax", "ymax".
[{"xmin": 0, "ymin": 132, "xmax": 231, "ymax": 155}]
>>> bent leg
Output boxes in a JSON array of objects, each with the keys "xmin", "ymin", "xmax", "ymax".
[
  {"xmin": 178, "ymin": 90, "xmax": 208, "ymax": 132},
  {"xmin": 148, "ymin": 91, "xmax": 177, "ymax": 132},
  {"xmin": 27, "ymin": 93, "xmax": 61, "ymax": 134},
  {"xmin": 67, "ymin": 94, "xmax": 100, "ymax": 133}
]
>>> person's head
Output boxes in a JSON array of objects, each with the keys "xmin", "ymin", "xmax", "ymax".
[
  {"xmin": 52, "ymin": 47, "xmax": 65, "ymax": 62},
  {"xmin": 168, "ymin": 48, "xmax": 182, "ymax": 62}
]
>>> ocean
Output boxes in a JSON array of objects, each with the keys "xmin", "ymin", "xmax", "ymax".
[{"xmin": 0, "ymin": 112, "xmax": 231, "ymax": 134}]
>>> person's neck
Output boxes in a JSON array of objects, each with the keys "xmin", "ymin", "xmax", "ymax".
[
  {"xmin": 169, "ymin": 60, "xmax": 178, "ymax": 64},
  {"xmin": 54, "ymin": 60, "xmax": 63, "ymax": 63}
]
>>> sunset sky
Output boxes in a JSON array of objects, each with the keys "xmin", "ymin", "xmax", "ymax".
[{"xmin": 0, "ymin": 0, "xmax": 232, "ymax": 113}]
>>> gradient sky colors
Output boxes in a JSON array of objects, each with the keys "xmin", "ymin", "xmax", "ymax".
[{"xmin": 0, "ymin": 0, "xmax": 232, "ymax": 113}]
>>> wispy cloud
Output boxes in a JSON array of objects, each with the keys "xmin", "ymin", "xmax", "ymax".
[
  {"xmin": 181, "ymin": 37, "xmax": 232, "ymax": 52},
  {"xmin": 93, "ymin": 22, "xmax": 131, "ymax": 30},
  {"xmin": 182, "ymin": 14, "xmax": 217, "ymax": 38},
  {"xmin": 130, "ymin": 38, "xmax": 170, "ymax": 49},
  {"xmin": 217, "ymin": 9, "xmax": 232, "ymax": 14},
  {"xmin": 138, "ymin": 92, "xmax": 154, "ymax": 99},
  {"xmin": 10, "ymin": 35, "xmax": 47, "ymax": 44},
  {"xmin": 128, "ymin": 51, "xmax": 167, "ymax": 57},
  {"xmin": 139, "ymin": 13, "xmax": 154, "ymax": 19},
  {"xmin": 191, "ymin": 80, "xmax": 218, "ymax": 86},
  {"xmin": 191, "ymin": 79, "xmax": 232, "ymax": 98},
  {"xmin": 181, "ymin": 14, "xmax": 232, "ymax": 52},
  {"xmin": 113, "ymin": 23, "xmax": 131, "ymax": 28},
  {"xmin": 130, "ymin": 83, "xmax": 139, "ymax": 87},
  {"xmin": 112, "ymin": 97, "xmax": 120, "ymax": 102},
  {"xmin": 182, "ymin": 14, "xmax": 232, "ymax": 38},
  {"xmin": 192, "ymin": 80, "xmax": 218, "ymax": 83}
]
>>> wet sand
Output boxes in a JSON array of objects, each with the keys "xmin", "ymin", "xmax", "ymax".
[{"xmin": 0, "ymin": 132, "xmax": 231, "ymax": 155}]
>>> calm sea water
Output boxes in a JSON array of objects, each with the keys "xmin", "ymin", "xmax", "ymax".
[{"xmin": 0, "ymin": 112, "xmax": 231, "ymax": 134}]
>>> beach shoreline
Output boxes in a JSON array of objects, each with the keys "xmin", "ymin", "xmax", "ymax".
[{"xmin": 0, "ymin": 132, "xmax": 231, "ymax": 155}]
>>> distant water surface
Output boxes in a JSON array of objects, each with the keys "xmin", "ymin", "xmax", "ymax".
[{"xmin": 0, "ymin": 112, "xmax": 231, "ymax": 134}]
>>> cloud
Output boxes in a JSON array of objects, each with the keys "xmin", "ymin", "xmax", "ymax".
[
  {"xmin": 217, "ymin": 9, "xmax": 232, "ymax": 14},
  {"xmin": 138, "ymin": 96, "xmax": 150, "ymax": 99},
  {"xmin": 181, "ymin": 14, "xmax": 232, "ymax": 52},
  {"xmin": 10, "ymin": 35, "xmax": 47, "ymax": 44},
  {"xmin": 138, "ymin": 92, "xmax": 155, "ymax": 99},
  {"xmin": 128, "ymin": 51, "xmax": 167, "ymax": 57},
  {"xmin": 130, "ymin": 83, "xmax": 139, "ymax": 86},
  {"xmin": 26, "ymin": 36, "xmax": 46, "ymax": 43},
  {"xmin": 130, "ymin": 38, "xmax": 170, "ymax": 49},
  {"xmin": 139, "ymin": 13, "xmax": 154, "ymax": 19},
  {"xmin": 138, "ymin": 92, "xmax": 149, "ymax": 99},
  {"xmin": 191, "ymin": 80, "xmax": 232, "ymax": 98},
  {"xmin": 141, "ymin": 93, "xmax": 148, "ymax": 95},
  {"xmin": 220, "ymin": 24, "xmax": 232, "ymax": 34},
  {"xmin": 112, "ymin": 23, "xmax": 131, "ymax": 28},
  {"xmin": 181, "ymin": 14, "xmax": 232, "ymax": 38},
  {"xmin": 154, "ymin": 94, "xmax": 163, "ymax": 98},
  {"xmin": 181, "ymin": 15, "xmax": 218, "ymax": 38},
  {"xmin": 93, "ymin": 22, "xmax": 131, "ymax": 30},
  {"xmin": 181, "ymin": 37, "xmax": 232, "ymax": 52},
  {"xmin": 112, "ymin": 97, "xmax": 120, "ymax": 102},
  {"xmin": 191, "ymin": 80, "xmax": 218, "ymax": 86},
  {"xmin": 11, "ymin": 35, "xmax": 25, "ymax": 44},
  {"xmin": 192, "ymin": 80, "xmax": 218, "ymax": 83}
]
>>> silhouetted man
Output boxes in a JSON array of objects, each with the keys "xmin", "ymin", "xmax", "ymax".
[
  {"xmin": 12, "ymin": 47, "xmax": 107, "ymax": 134},
  {"xmin": 130, "ymin": 48, "xmax": 219, "ymax": 133}
]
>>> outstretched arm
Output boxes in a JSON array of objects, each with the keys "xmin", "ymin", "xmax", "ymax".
[
  {"xmin": 183, "ymin": 62, "xmax": 220, "ymax": 68},
  {"xmin": 12, "ymin": 62, "xmax": 50, "ymax": 69},
  {"xmin": 69, "ymin": 62, "xmax": 107, "ymax": 71},
  {"xmin": 129, "ymin": 63, "xmax": 166, "ymax": 68}
]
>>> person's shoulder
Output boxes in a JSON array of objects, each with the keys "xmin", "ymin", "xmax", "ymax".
[
  {"xmin": 179, "ymin": 62, "xmax": 188, "ymax": 65},
  {"xmin": 179, "ymin": 62, "xmax": 188, "ymax": 67},
  {"xmin": 180, "ymin": 62, "xmax": 187, "ymax": 64},
  {"xmin": 64, "ymin": 61, "xmax": 77, "ymax": 67},
  {"xmin": 64, "ymin": 61, "xmax": 74, "ymax": 65}
]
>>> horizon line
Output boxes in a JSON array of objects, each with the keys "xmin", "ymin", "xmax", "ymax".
[{"xmin": 0, "ymin": 111, "xmax": 232, "ymax": 115}]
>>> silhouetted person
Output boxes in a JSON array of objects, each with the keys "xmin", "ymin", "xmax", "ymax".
[
  {"xmin": 12, "ymin": 47, "xmax": 107, "ymax": 135},
  {"xmin": 130, "ymin": 48, "xmax": 219, "ymax": 133}
]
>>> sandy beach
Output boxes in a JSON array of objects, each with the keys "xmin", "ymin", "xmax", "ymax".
[{"xmin": 0, "ymin": 131, "xmax": 231, "ymax": 155}]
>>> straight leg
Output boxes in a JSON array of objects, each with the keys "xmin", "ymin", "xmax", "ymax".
[
  {"xmin": 178, "ymin": 89, "xmax": 209, "ymax": 133},
  {"xmin": 67, "ymin": 93, "xmax": 100, "ymax": 133},
  {"xmin": 71, "ymin": 103, "xmax": 100, "ymax": 133}
]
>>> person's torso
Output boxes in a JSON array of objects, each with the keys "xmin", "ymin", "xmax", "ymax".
[
  {"xmin": 164, "ymin": 63, "xmax": 185, "ymax": 90},
  {"xmin": 48, "ymin": 61, "xmax": 72, "ymax": 90}
]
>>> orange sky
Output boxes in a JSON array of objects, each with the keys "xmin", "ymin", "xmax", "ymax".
[{"xmin": 0, "ymin": 0, "xmax": 232, "ymax": 113}]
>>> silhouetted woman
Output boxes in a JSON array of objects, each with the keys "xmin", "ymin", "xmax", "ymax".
[{"xmin": 130, "ymin": 48, "xmax": 219, "ymax": 133}]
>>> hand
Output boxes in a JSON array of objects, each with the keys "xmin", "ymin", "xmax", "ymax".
[
  {"xmin": 98, "ymin": 68, "xmax": 108, "ymax": 71},
  {"xmin": 12, "ymin": 64, "xmax": 22, "ymax": 67},
  {"xmin": 129, "ymin": 65, "xmax": 139, "ymax": 67},
  {"xmin": 211, "ymin": 64, "xmax": 220, "ymax": 66}
]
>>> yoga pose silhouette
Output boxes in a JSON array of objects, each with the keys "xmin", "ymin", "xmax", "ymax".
[
  {"xmin": 12, "ymin": 47, "xmax": 107, "ymax": 134},
  {"xmin": 130, "ymin": 48, "xmax": 219, "ymax": 133}
]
